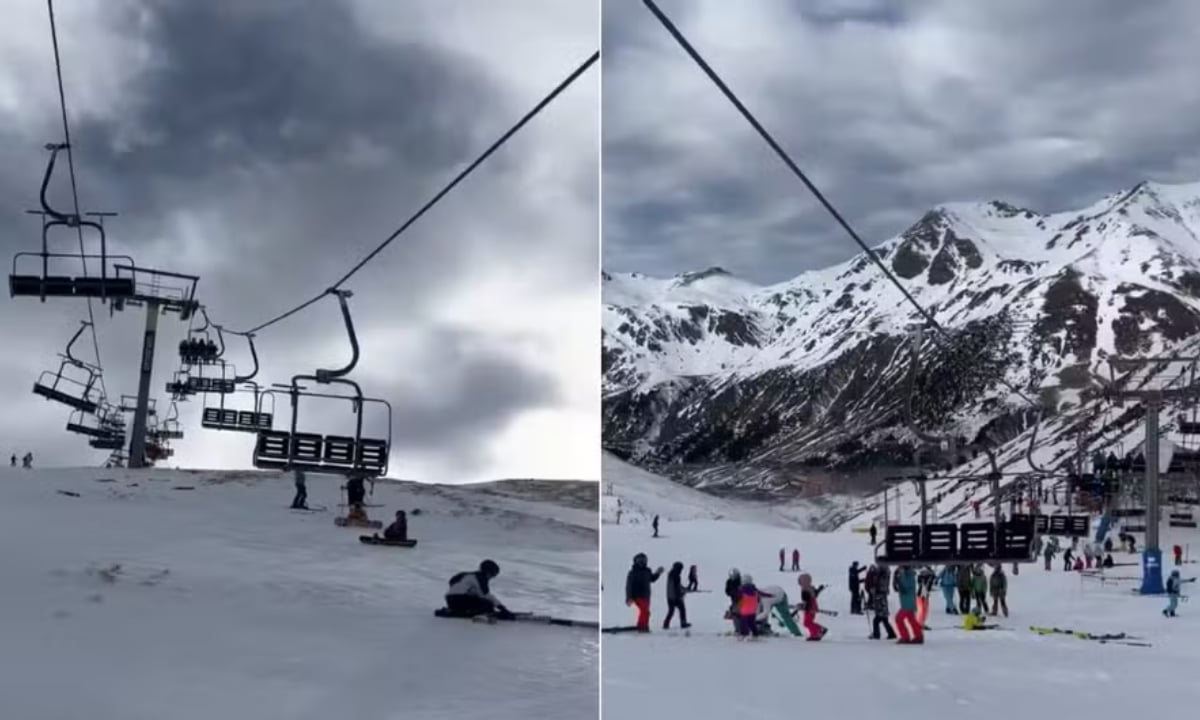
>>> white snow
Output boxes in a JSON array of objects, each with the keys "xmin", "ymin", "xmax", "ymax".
[
  {"xmin": 0, "ymin": 467, "xmax": 597, "ymax": 720},
  {"xmin": 603, "ymin": 504, "xmax": 1200, "ymax": 719}
]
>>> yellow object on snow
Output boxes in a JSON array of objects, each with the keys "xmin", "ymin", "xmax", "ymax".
[{"xmin": 963, "ymin": 612, "xmax": 984, "ymax": 630}]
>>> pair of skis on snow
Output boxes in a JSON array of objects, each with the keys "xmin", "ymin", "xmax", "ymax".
[
  {"xmin": 1029, "ymin": 626, "xmax": 1151, "ymax": 647},
  {"xmin": 436, "ymin": 609, "xmax": 598, "ymax": 629}
]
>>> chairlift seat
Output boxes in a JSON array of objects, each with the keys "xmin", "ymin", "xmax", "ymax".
[
  {"xmin": 1123, "ymin": 524, "xmax": 1148, "ymax": 533},
  {"xmin": 237, "ymin": 411, "xmax": 271, "ymax": 430},
  {"xmin": 1010, "ymin": 513, "xmax": 1049, "ymax": 534},
  {"xmin": 66, "ymin": 421, "xmax": 108, "ymax": 438},
  {"xmin": 32, "ymin": 382, "xmax": 98, "ymax": 413},
  {"xmin": 89, "ymin": 434, "xmax": 126, "ymax": 450},
  {"xmin": 880, "ymin": 525, "xmax": 920, "ymax": 563},
  {"xmin": 251, "ymin": 430, "xmax": 388, "ymax": 476},
  {"xmin": 356, "ymin": 439, "xmax": 388, "ymax": 474},
  {"xmin": 957, "ymin": 523, "xmax": 997, "ymax": 561},
  {"xmin": 920, "ymin": 523, "xmax": 958, "ymax": 562},
  {"xmin": 73, "ymin": 277, "xmax": 135, "ymax": 298},
  {"xmin": 10, "ymin": 275, "xmax": 75, "ymax": 297},
  {"xmin": 995, "ymin": 520, "xmax": 1037, "ymax": 562},
  {"xmin": 322, "ymin": 435, "xmax": 356, "ymax": 466},
  {"xmin": 1180, "ymin": 421, "xmax": 1200, "ymax": 435}
]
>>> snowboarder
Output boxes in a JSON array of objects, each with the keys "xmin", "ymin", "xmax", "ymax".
[
  {"xmin": 663, "ymin": 562, "xmax": 690, "ymax": 630},
  {"xmin": 625, "ymin": 552, "xmax": 664, "ymax": 632},
  {"xmin": 290, "ymin": 469, "xmax": 308, "ymax": 510},
  {"xmin": 938, "ymin": 565, "xmax": 958, "ymax": 614},
  {"xmin": 439, "ymin": 559, "xmax": 513, "ymax": 620},
  {"xmin": 686, "ymin": 564, "xmax": 699, "ymax": 592},
  {"xmin": 989, "ymin": 565, "xmax": 1008, "ymax": 617},
  {"xmin": 779, "ymin": 547, "xmax": 786, "ymax": 572},
  {"xmin": 868, "ymin": 564, "xmax": 895, "ymax": 637},
  {"xmin": 869, "ymin": 524, "xmax": 878, "ymax": 545},
  {"xmin": 1174, "ymin": 544, "xmax": 1184, "ymax": 566},
  {"xmin": 848, "ymin": 561, "xmax": 866, "ymax": 614},
  {"xmin": 758, "ymin": 584, "xmax": 801, "ymax": 636},
  {"xmin": 797, "ymin": 573, "xmax": 827, "ymax": 641},
  {"xmin": 1164, "ymin": 569, "xmax": 1195, "ymax": 617},
  {"xmin": 651, "ymin": 515, "xmax": 660, "ymax": 538},
  {"xmin": 724, "ymin": 568, "xmax": 742, "ymax": 614},
  {"xmin": 383, "ymin": 510, "xmax": 408, "ymax": 541},
  {"xmin": 791, "ymin": 548, "xmax": 800, "ymax": 571},
  {"xmin": 894, "ymin": 566, "xmax": 923, "ymax": 644},
  {"xmin": 733, "ymin": 573, "xmax": 761, "ymax": 637}
]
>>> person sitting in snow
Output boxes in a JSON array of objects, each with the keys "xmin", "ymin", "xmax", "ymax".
[
  {"xmin": 438, "ymin": 559, "xmax": 514, "ymax": 620},
  {"xmin": 383, "ymin": 510, "xmax": 407, "ymax": 541},
  {"xmin": 962, "ymin": 608, "xmax": 1001, "ymax": 631},
  {"xmin": 1164, "ymin": 569, "xmax": 1195, "ymax": 617},
  {"xmin": 1102, "ymin": 553, "xmax": 1115, "ymax": 568},
  {"xmin": 626, "ymin": 552, "xmax": 664, "ymax": 633},
  {"xmin": 797, "ymin": 573, "xmax": 828, "ymax": 641}
]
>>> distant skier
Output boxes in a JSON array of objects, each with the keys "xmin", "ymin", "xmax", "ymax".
[
  {"xmin": 989, "ymin": 565, "xmax": 1009, "ymax": 617},
  {"xmin": 662, "ymin": 562, "xmax": 690, "ymax": 630},
  {"xmin": 625, "ymin": 552, "xmax": 664, "ymax": 632},
  {"xmin": 22, "ymin": 452, "xmax": 32, "ymax": 469},
  {"xmin": 868, "ymin": 524, "xmax": 878, "ymax": 546},
  {"xmin": 847, "ymin": 561, "xmax": 866, "ymax": 614},
  {"xmin": 1174, "ymin": 544, "xmax": 1184, "ymax": 566},
  {"xmin": 779, "ymin": 547, "xmax": 786, "ymax": 572},
  {"xmin": 290, "ymin": 469, "xmax": 308, "ymax": 510},
  {"xmin": 894, "ymin": 566, "xmax": 923, "ymax": 644},
  {"xmin": 437, "ymin": 559, "xmax": 513, "ymax": 620},
  {"xmin": 797, "ymin": 573, "xmax": 827, "ymax": 641},
  {"xmin": 972, "ymin": 499, "xmax": 981, "ymax": 519},
  {"xmin": 686, "ymin": 565, "xmax": 699, "ymax": 592},
  {"xmin": 1063, "ymin": 547, "xmax": 1074, "ymax": 572},
  {"xmin": 791, "ymin": 548, "xmax": 800, "ymax": 571},
  {"xmin": 383, "ymin": 510, "xmax": 408, "ymax": 541},
  {"xmin": 8, "ymin": 453, "xmax": 14, "ymax": 467},
  {"xmin": 651, "ymin": 515, "xmax": 660, "ymax": 538},
  {"xmin": 1164, "ymin": 569, "xmax": 1195, "ymax": 617}
]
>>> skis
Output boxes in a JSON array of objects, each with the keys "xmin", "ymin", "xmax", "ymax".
[
  {"xmin": 359, "ymin": 535, "xmax": 417, "ymax": 547},
  {"xmin": 788, "ymin": 604, "xmax": 838, "ymax": 618},
  {"xmin": 1029, "ymin": 626, "xmax": 1151, "ymax": 647},
  {"xmin": 436, "ymin": 609, "xmax": 597, "ymax": 629}
]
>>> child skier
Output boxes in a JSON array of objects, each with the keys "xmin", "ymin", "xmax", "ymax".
[
  {"xmin": 625, "ymin": 552, "xmax": 664, "ymax": 632},
  {"xmin": 1164, "ymin": 569, "xmax": 1195, "ymax": 617},
  {"xmin": 894, "ymin": 566, "xmax": 924, "ymax": 644},
  {"xmin": 734, "ymin": 573, "xmax": 761, "ymax": 638},
  {"xmin": 758, "ymin": 584, "xmax": 801, "ymax": 636},
  {"xmin": 797, "ymin": 573, "xmax": 827, "ymax": 641},
  {"xmin": 938, "ymin": 565, "xmax": 958, "ymax": 614}
]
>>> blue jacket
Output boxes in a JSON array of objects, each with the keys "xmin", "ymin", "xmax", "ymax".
[
  {"xmin": 939, "ymin": 567, "xmax": 957, "ymax": 589},
  {"xmin": 897, "ymin": 569, "xmax": 918, "ymax": 612}
]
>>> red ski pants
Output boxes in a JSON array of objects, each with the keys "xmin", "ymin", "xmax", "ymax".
[
  {"xmin": 895, "ymin": 609, "xmax": 923, "ymax": 642},
  {"xmin": 630, "ymin": 597, "xmax": 651, "ymax": 630},
  {"xmin": 802, "ymin": 610, "xmax": 823, "ymax": 636}
]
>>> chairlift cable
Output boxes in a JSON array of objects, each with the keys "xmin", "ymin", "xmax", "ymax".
[
  {"xmin": 230, "ymin": 49, "xmax": 600, "ymax": 336},
  {"xmin": 641, "ymin": 0, "xmax": 1038, "ymax": 413},
  {"xmin": 46, "ymin": 0, "xmax": 107, "ymax": 399}
]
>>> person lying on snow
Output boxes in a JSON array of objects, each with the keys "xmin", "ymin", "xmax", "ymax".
[
  {"xmin": 962, "ymin": 609, "xmax": 1001, "ymax": 631},
  {"xmin": 440, "ymin": 560, "xmax": 514, "ymax": 620},
  {"xmin": 383, "ymin": 510, "xmax": 407, "ymax": 541}
]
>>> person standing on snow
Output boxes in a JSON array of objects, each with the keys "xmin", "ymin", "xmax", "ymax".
[
  {"xmin": 894, "ymin": 566, "xmax": 923, "ymax": 644},
  {"xmin": 848, "ymin": 561, "xmax": 866, "ymax": 614},
  {"xmin": 1164, "ymin": 569, "xmax": 1195, "ymax": 617},
  {"xmin": 779, "ymin": 547, "xmax": 786, "ymax": 572},
  {"xmin": 989, "ymin": 565, "xmax": 1009, "ymax": 617},
  {"xmin": 758, "ymin": 584, "xmax": 801, "ymax": 636},
  {"xmin": 791, "ymin": 548, "xmax": 800, "ymax": 571},
  {"xmin": 290, "ymin": 469, "xmax": 308, "ymax": 510},
  {"xmin": 970, "ymin": 565, "xmax": 988, "ymax": 614},
  {"xmin": 438, "ymin": 559, "xmax": 514, "ymax": 620},
  {"xmin": 956, "ymin": 562, "xmax": 973, "ymax": 614},
  {"xmin": 734, "ymin": 573, "xmax": 761, "ymax": 638},
  {"xmin": 797, "ymin": 573, "xmax": 828, "ymax": 641},
  {"xmin": 867, "ymin": 564, "xmax": 897, "ymax": 640},
  {"xmin": 686, "ymin": 565, "xmax": 699, "ymax": 592},
  {"xmin": 651, "ymin": 515, "xmax": 660, "ymax": 538},
  {"xmin": 724, "ymin": 568, "xmax": 742, "ymax": 614},
  {"xmin": 625, "ymin": 552, "xmax": 664, "ymax": 632},
  {"xmin": 663, "ymin": 562, "xmax": 691, "ymax": 630},
  {"xmin": 869, "ymin": 524, "xmax": 878, "ymax": 546},
  {"xmin": 938, "ymin": 565, "xmax": 958, "ymax": 614},
  {"xmin": 1173, "ymin": 544, "xmax": 1184, "ymax": 567}
]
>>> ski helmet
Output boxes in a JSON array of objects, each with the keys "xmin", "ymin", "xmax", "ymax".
[
  {"xmin": 633, "ymin": 552, "xmax": 648, "ymax": 566},
  {"xmin": 729, "ymin": 568, "xmax": 740, "ymax": 578},
  {"xmin": 741, "ymin": 573, "xmax": 753, "ymax": 584},
  {"xmin": 480, "ymin": 559, "xmax": 500, "ymax": 577}
]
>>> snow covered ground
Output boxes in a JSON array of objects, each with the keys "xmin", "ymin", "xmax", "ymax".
[
  {"xmin": 602, "ymin": 465, "xmax": 1199, "ymax": 719},
  {"xmin": 0, "ymin": 467, "xmax": 598, "ymax": 720}
]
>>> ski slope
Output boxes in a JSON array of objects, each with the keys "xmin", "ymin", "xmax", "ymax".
[
  {"xmin": 0, "ymin": 467, "xmax": 598, "ymax": 720},
  {"xmin": 603, "ymin": 503, "xmax": 1199, "ymax": 718}
]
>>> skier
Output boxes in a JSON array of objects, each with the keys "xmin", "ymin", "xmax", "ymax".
[
  {"xmin": 383, "ymin": 510, "xmax": 408, "ymax": 541},
  {"xmin": 663, "ymin": 562, "xmax": 690, "ymax": 629},
  {"xmin": 972, "ymin": 499, "xmax": 981, "ymax": 519},
  {"xmin": 791, "ymin": 548, "xmax": 800, "ymax": 571},
  {"xmin": 1164, "ymin": 569, "xmax": 1195, "ymax": 617},
  {"xmin": 962, "ymin": 608, "xmax": 1001, "ymax": 631},
  {"xmin": 779, "ymin": 547, "xmax": 786, "ymax": 572},
  {"xmin": 894, "ymin": 566, "xmax": 924, "ymax": 644},
  {"xmin": 345, "ymin": 474, "xmax": 367, "ymax": 509},
  {"xmin": 290, "ymin": 469, "xmax": 308, "ymax": 510},
  {"xmin": 867, "ymin": 564, "xmax": 897, "ymax": 640},
  {"xmin": 625, "ymin": 552, "xmax": 664, "ymax": 632},
  {"xmin": 8, "ymin": 453, "xmax": 14, "ymax": 467},
  {"xmin": 651, "ymin": 515, "xmax": 660, "ymax": 538},
  {"xmin": 956, "ymin": 562, "xmax": 973, "ymax": 614},
  {"xmin": 989, "ymin": 565, "xmax": 1009, "ymax": 617},
  {"xmin": 797, "ymin": 573, "xmax": 827, "ymax": 641},
  {"xmin": 1173, "ymin": 544, "xmax": 1184, "ymax": 566},
  {"xmin": 869, "ymin": 524, "xmax": 878, "ymax": 546},
  {"xmin": 438, "ymin": 559, "xmax": 513, "ymax": 620},
  {"xmin": 22, "ymin": 452, "xmax": 32, "ymax": 468},
  {"xmin": 758, "ymin": 584, "xmax": 801, "ymax": 636},
  {"xmin": 733, "ymin": 573, "xmax": 761, "ymax": 638},
  {"xmin": 686, "ymin": 564, "xmax": 699, "ymax": 592},
  {"xmin": 1042, "ymin": 538, "xmax": 1056, "ymax": 571},
  {"xmin": 847, "ymin": 561, "xmax": 866, "ymax": 614},
  {"xmin": 938, "ymin": 565, "xmax": 958, "ymax": 614},
  {"xmin": 724, "ymin": 568, "xmax": 742, "ymax": 614}
]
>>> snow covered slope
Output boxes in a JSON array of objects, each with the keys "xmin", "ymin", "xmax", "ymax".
[
  {"xmin": 602, "ymin": 515, "xmax": 1200, "ymax": 719},
  {"xmin": 0, "ymin": 467, "xmax": 597, "ymax": 720},
  {"xmin": 603, "ymin": 180, "xmax": 1200, "ymax": 497}
]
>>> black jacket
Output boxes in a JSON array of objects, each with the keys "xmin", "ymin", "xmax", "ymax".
[
  {"xmin": 626, "ymin": 564, "xmax": 662, "ymax": 602},
  {"xmin": 384, "ymin": 517, "xmax": 407, "ymax": 540},
  {"xmin": 848, "ymin": 564, "xmax": 865, "ymax": 591},
  {"xmin": 724, "ymin": 574, "xmax": 741, "ymax": 600},
  {"xmin": 665, "ymin": 568, "xmax": 685, "ymax": 602}
]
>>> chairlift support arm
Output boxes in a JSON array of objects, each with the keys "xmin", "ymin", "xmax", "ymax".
[{"xmin": 315, "ymin": 289, "xmax": 360, "ymax": 383}]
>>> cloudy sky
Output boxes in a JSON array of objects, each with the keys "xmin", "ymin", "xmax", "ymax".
[
  {"xmin": 0, "ymin": 0, "xmax": 598, "ymax": 483},
  {"xmin": 603, "ymin": 0, "xmax": 1200, "ymax": 284}
]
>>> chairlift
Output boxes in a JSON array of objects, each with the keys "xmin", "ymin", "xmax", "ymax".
[
  {"xmin": 117, "ymin": 393, "xmax": 157, "ymax": 416},
  {"xmin": 155, "ymin": 401, "xmax": 185, "ymax": 440},
  {"xmin": 185, "ymin": 360, "xmax": 237, "ymax": 395},
  {"xmin": 32, "ymin": 321, "xmax": 102, "ymax": 413},
  {"xmin": 179, "ymin": 307, "xmax": 222, "ymax": 365},
  {"xmin": 200, "ymin": 330, "xmax": 275, "ymax": 432},
  {"xmin": 9, "ymin": 144, "xmax": 135, "ymax": 302},
  {"xmin": 251, "ymin": 290, "xmax": 393, "ymax": 477},
  {"xmin": 165, "ymin": 369, "xmax": 196, "ymax": 400}
]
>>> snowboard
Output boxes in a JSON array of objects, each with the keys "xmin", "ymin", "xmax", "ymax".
[
  {"xmin": 334, "ymin": 517, "xmax": 383, "ymax": 529},
  {"xmin": 359, "ymin": 535, "xmax": 417, "ymax": 548}
]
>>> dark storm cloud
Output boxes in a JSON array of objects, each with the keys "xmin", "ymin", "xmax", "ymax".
[
  {"xmin": 0, "ymin": 0, "xmax": 594, "ymax": 479},
  {"xmin": 603, "ymin": 0, "xmax": 1200, "ymax": 283}
]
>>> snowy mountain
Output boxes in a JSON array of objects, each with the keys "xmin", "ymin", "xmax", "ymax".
[{"xmin": 603, "ymin": 180, "xmax": 1200, "ymax": 498}]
